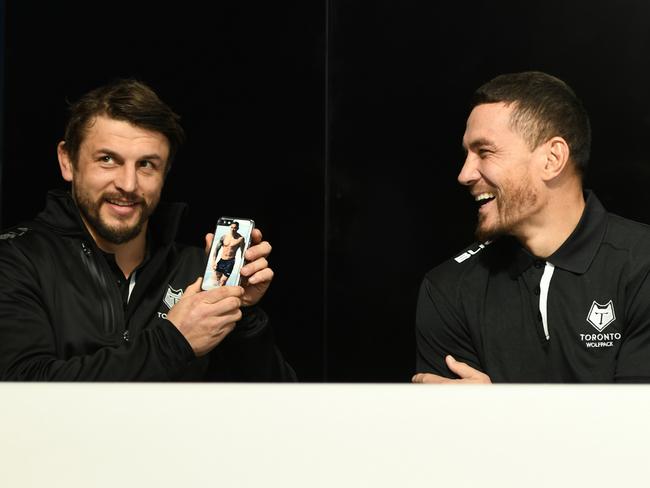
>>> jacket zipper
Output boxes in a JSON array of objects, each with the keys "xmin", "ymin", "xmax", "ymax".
[{"xmin": 80, "ymin": 240, "xmax": 125, "ymax": 339}]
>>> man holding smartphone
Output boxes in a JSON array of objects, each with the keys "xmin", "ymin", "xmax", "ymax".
[
  {"xmin": 0, "ymin": 79, "xmax": 296, "ymax": 381},
  {"xmin": 413, "ymin": 71, "xmax": 650, "ymax": 383}
]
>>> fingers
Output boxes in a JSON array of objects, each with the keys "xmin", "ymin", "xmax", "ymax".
[
  {"xmin": 445, "ymin": 355, "xmax": 476, "ymax": 379},
  {"xmin": 203, "ymin": 295, "xmax": 243, "ymax": 317},
  {"xmin": 245, "ymin": 240, "xmax": 271, "ymax": 262},
  {"xmin": 206, "ymin": 308, "xmax": 243, "ymax": 335},
  {"xmin": 444, "ymin": 355, "xmax": 492, "ymax": 383},
  {"xmin": 200, "ymin": 285, "xmax": 244, "ymax": 304},
  {"xmin": 247, "ymin": 267, "xmax": 274, "ymax": 286},
  {"xmin": 241, "ymin": 257, "xmax": 268, "ymax": 277},
  {"xmin": 411, "ymin": 373, "xmax": 448, "ymax": 384},
  {"xmin": 204, "ymin": 233, "xmax": 214, "ymax": 256},
  {"xmin": 184, "ymin": 277, "xmax": 203, "ymax": 296},
  {"xmin": 241, "ymin": 234, "xmax": 272, "ymax": 284},
  {"xmin": 241, "ymin": 255, "xmax": 270, "ymax": 278},
  {"xmin": 250, "ymin": 228, "xmax": 263, "ymax": 245}
]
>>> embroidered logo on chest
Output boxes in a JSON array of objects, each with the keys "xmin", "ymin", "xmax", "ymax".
[
  {"xmin": 586, "ymin": 300, "xmax": 616, "ymax": 332},
  {"xmin": 163, "ymin": 286, "xmax": 184, "ymax": 310}
]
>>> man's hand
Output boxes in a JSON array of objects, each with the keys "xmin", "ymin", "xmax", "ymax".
[
  {"xmin": 167, "ymin": 277, "xmax": 244, "ymax": 356},
  {"xmin": 204, "ymin": 228, "xmax": 274, "ymax": 307},
  {"xmin": 411, "ymin": 355, "xmax": 492, "ymax": 384}
]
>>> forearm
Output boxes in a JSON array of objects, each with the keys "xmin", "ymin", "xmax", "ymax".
[{"xmin": 1, "ymin": 319, "xmax": 196, "ymax": 381}]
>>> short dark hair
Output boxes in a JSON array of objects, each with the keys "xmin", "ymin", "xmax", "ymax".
[
  {"xmin": 471, "ymin": 71, "xmax": 591, "ymax": 175},
  {"xmin": 62, "ymin": 79, "xmax": 185, "ymax": 170}
]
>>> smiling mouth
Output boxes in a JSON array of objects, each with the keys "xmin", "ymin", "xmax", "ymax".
[
  {"xmin": 105, "ymin": 197, "xmax": 140, "ymax": 208},
  {"xmin": 475, "ymin": 192, "xmax": 496, "ymax": 208},
  {"xmin": 103, "ymin": 198, "xmax": 143, "ymax": 217}
]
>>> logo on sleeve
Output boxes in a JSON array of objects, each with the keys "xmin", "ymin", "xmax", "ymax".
[
  {"xmin": 586, "ymin": 300, "xmax": 616, "ymax": 331},
  {"xmin": 0, "ymin": 227, "xmax": 29, "ymax": 240}
]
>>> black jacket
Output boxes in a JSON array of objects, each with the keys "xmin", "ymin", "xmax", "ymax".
[{"xmin": 0, "ymin": 190, "xmax": 296, "ymax": 381}]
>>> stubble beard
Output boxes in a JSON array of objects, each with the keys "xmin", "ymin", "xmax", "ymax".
[
  {"xmin": 475, "ymin": 177, "xmax": 538, "ymax": 243},
  {"xmin": 73, "ymin": 185, "xmax": 157, "ymax": 245}
]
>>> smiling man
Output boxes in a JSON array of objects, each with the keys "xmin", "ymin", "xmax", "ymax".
[
  {"xmin": 0, "ymin": 79, "xmax": 296, "ymax": 381},
  {"xmin": 413, "ymin": 71, "xmax": 650, "ymax": 383}
]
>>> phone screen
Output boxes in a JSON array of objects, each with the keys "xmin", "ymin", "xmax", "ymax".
[{"xmin": 201, "ymin": 217, "xmax": 254, "ymax": 290}]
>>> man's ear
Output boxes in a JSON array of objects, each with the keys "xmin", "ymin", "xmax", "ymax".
[
  {"xmin": 57, "ymin": 141, "xmax": 74, "ymax": 182},
  {"xmin": 541, "ymin": 136, "xmax": 570, "ymax": 181}
]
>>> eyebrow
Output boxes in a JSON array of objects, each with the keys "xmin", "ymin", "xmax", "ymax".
[
  {"xmin": 94, "ymin": 149, "xmax": 164, "ymax": 161},
  {"xmin": 463, "ymin": 138, "xmax": 497, "ymax": 153}
]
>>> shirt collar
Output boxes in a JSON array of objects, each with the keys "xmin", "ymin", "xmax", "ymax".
[
  {"xmin": 101, "ymin": 233, "xmax": 153, "ymax": 280},
  {"xmin": 509, "ymin": 190, "xmax": 608, "ymax": 277}
]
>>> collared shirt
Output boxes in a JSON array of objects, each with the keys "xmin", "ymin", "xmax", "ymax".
[
  {"xmin": 416, "ymin": 191, "xmax": 650, "ymax": 382},
  {"xmin": 101, "ymin": 240, "xmax": 152, "ymax": 310}
]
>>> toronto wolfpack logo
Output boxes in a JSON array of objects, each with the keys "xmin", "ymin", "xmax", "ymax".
[
  {"xmin": 586, "ymin": 300, "xmax": 616, "ymax": 332},
  {"xmin": 163, "ymin": 286, "xmax": 184, "ymax": 310}
]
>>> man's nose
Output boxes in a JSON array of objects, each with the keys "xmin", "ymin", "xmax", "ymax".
[
  {"xmin": 114, "ymin": 164, "xmax": 138, "ymax": 193},
  {"xmin": 457, "ymin": 155, "xmax": 480, "ymax": 187}
]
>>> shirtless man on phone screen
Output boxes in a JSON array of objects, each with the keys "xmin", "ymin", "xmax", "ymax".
[{"xmin": 212, "ymin": 222, "xmax": 246, "ymax": 286}]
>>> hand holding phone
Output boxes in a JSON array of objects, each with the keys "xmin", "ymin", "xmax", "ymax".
[{"xmin": 201, "ymin": 217, "xmax": 255, "ymax": 291}]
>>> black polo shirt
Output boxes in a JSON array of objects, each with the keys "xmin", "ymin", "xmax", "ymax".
[{"xmin": 415, "ymin": 191, "xmax": 650, "ymax": 382}]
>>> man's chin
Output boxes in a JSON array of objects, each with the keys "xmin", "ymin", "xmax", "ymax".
[
  {"xmin": 95, "ymin": 224, "xmax": 143, "ymax": 245},
  {"xmin": 475, "ymin": 222, "xmax": 504, "ymax": 243},
  {"xmin": 94, "ymin": 213, "xmax": 145, "ymax": 244}
]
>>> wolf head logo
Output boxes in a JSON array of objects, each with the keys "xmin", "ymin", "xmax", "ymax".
[
  {"xmin": 163, "ymin": 286, "xmax": 184, "ymax": 310},
  {"xmin": 586, "ymin": 300, "xmax": 616, "ymax": 332}
]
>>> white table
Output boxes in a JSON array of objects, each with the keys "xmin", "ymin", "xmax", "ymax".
[{"xmin": 0, "ymin": 383, "xmax": 646, "ymax": 487}]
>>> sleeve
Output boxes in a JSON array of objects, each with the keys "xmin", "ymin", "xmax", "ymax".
[
  {"xmin": 206, "ymin": 306, "xmax": 297, "ymax": 382},
  {"xmin": 415, "ymin": 272, "xmax": 484, "ymax": 378},
  {"xmin": 0, "ymin": 241, "xmax": 197, "ymax": 381},
  {"xmin": 615, "ymin": 268, "xmax": 650, "ymax": 383}
]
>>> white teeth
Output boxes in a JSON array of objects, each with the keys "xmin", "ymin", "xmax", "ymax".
[
  {"xmin": 475, "ymin": 192, "xmax": 495, "ymax": 202},
  {"xmin": 108, "ymin": 200, "xmax": 135, "ymax": 206}
]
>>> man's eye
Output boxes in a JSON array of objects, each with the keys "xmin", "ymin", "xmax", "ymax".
[
  {"xmin": 99, "ymin": 155, "xmax": 113, "ymax": 163},
  {"xmin": 140, "ymin": 160, "xmax": 154, "ymax": 169},
  {"xmin": 478, "ymin": 149, "xmax": 492, "ymax": 158}
]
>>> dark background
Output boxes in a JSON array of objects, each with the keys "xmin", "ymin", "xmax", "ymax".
[{"xmin": 3, "ymin": 1, "xmax": 650, "ymax": 382}]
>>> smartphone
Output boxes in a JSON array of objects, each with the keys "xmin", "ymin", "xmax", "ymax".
[{"xmin": 201, "ymin": 217, "xmax": 255, "ymax": 290}]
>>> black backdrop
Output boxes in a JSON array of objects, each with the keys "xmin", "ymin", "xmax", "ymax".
[{"xmin": 3, "ymin": 1, "xmax": 650, "ymax": 381}]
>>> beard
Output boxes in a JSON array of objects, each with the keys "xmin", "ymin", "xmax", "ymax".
[
  {"xmin": 475, "ymin": 177, "xmax": 538, "ymax": 243},
  {"xmin": 73, "ymin": 185, "xmax": 157, "ymax": 245}
]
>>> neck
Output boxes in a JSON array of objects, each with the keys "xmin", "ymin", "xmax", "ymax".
[
  {"xmin": 84, "ymin": 220, "xmax": 148, "ymax": 278},
  {"xmin": 111, "ymin": 233, "xmax": 147, "ymax": 279},
  {"xmin": 516, "ymin": 185, "xmax": 585, "ymax": 259}
]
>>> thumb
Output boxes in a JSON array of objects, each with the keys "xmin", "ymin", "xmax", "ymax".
[
  {"xmin": 445, "ymin": 355, "xmax": 478, "ymax": 379},
  {"xmin": 184, "ymin": 277, "xmax": 203, "ymax": 297}
]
